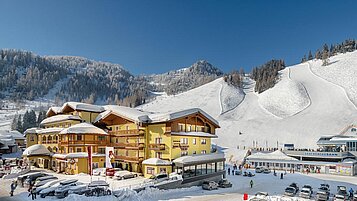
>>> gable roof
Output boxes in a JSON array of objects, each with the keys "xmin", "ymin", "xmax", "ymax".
[
  {"xmin": 59, "ymin": 122, "xmax": 107, "ymax": 135},
  {"xmin": 23, "ymin": 144, "xmax": 51, "ymax": 156},
  {"xmin": 95, "ymin": 105, "xmax": 151, "ymax": 123},
  {"xmin": 61, "ymin": 102, "xmax": 105, "ymax": 113},
  {"xmin": 40, "ymin": 114, "xmax": 82, "ymax": 125},
  {"xmin": 46, "ymin": 106, "xmax": 62, "ymax": 116},
  {"xmin": 247, "ymin": 150, "xmax": 298, "ymax": 161}
]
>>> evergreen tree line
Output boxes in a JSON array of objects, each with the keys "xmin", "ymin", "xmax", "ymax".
[
  {"xmin": 251, "ymin": 59, "xmax": 285, "ymax": 93},
  {"xmin": 301, "ymin": 39, "xmax": 357, "ymax": 66},
  {"xmin": 11, "ymin": 110, "xmax": 46, "ymax": 133}
]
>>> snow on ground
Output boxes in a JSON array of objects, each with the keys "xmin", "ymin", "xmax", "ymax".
[
  {"xmin": 220, "ymin": 80, "xmax": 245, "ymax": 114},
  {"xmin": 310, "ymin": 50, "xmax": 357, "ymax": 108},
  {"xmin": 2, "ymin": 169, "xmax": 357, "ymax": 201},
  {"xmin": 139, "ymin": 52, "xmax": 357, "ymax": 163},
  {"xmin": 257, "ymin": 68, "xmax": 310, "ymax": 118}
]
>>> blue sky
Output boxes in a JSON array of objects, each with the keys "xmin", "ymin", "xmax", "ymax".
[{"xmin": 1, "ymin": 0, "xmax": 357, "ymax": 75}]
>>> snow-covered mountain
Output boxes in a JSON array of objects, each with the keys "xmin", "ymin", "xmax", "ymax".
[{"xmin": 138, "ymin": 51, "xmax": 357, "ymax": 162}]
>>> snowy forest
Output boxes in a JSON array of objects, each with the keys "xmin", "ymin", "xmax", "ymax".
[{"xmin": 0, "ymin": 50, "xmax": 223, "ymax": 107}]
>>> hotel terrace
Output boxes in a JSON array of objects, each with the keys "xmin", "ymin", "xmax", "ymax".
[{"xmin": 23, "ymin": 102, "xmax": 222, "ymax": 177}]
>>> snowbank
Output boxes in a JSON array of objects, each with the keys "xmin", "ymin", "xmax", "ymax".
[{"xmin": 257, "ymin": 68, "xmax": 310, "ymax": 118}]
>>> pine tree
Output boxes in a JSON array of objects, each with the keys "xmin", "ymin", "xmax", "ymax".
[
  {"xmin": 17, "ymin": 114, "xmax": 23, "ymax": 133},
  {"xmin": 11, "ymin": 115, "xmax": 18, "ymax": 131},
  {"xmin": 37, "ymin": 111, "xmax": 46, "ymax": 126},
  {"xmin": 322, "ymin": 50, "xmax": 329, "ymax": 66},
  {"xmin": 308, "ymin": 51, "xmax": 313, "ymax": 60}
]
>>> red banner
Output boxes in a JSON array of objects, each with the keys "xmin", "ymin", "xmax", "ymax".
[{"xmin": 87, "ymin": 146, "xmax": 92, "ymax": 176}]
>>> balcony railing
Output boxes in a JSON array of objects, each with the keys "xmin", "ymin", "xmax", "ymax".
[
  {"xmin": 110, "ymin": 142, "xmax": 144, "ymax": 149},
  {"xmin": 114, "ymin": 155, "xmax": 144, "ymax": 163},
  {"xmin": 59, "ymin": 140, "xmax": 108, "ymax": 146},
  {"xmin": 173, "ymin": 143, "xmax": 189, "ymax": 150},
  {"xmin": 148, "ymin": 143, "xmax": 166, "ymax": 151},
  {"xmin": 41, "ymin": 140, "xmax": 59, "ymax": 144},
  {"xmin": 109, "ymin": 129, "xmax": 145, "ymax": 137}
]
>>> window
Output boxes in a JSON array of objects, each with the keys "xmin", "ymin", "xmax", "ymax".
[
  {"xmin": 201, "ymin": 139, "xmax": 207, "ymax": 145},
  {"xmin": 156, "ymin": 152, "xmax": 162, "ymax": 159},
  {"xmin": 98, "ymin": 148, "xmax": 105, "ymax": 154},
  {"xmin": 76, "ymin": 148, "xmax": 82, "ymax": 152},
  {"xmin": 179, "ymin": 124, "xmax": 184, "ymax": 132},
  {"xmin": 147, "ymin": 167, "xmax": 155, "ymax": 175},
  {"xmin": 193, "ymin": 138, "xmax": 196, "ymax": 145},
  {"xmin": 116, "ymin": 126, "xmax": 119, "ymax": 131},
  {"xmin": 126, "ymin": 126, "xmax": 129, "ymax": 130},
  {"xmin": 69, "ymin": 148, "xmax": 73, "ymax": 153},
  {"xmin": 77, "ymin": 135, "xmax": 82, "ymax": 141},
  {"xmin": 351, "ymin": 128, "xmax": 357, "ymax": 132},
  {"xmin": 155, "ymin": 137, "xmax": 162, "ymax": 144},
  {"xmin": 159, "ymin": 168, "xmax": 166, "ymax": 173},
  {"xmin": 180, "ymin": 138, "xmax": 188, "ymax": 144},
  {"xmin": 187, "ymin": 125, "xmax": 191, "ymax": 132},
  {"xmin": 181, "ymin": 151, "xmax": 188, "ymax": 156},
  {"xmin": 193, "ymin": 151, "xmax": 196, "ymax": 154},
  {"xmin": 201, "ymin": 150, "xmax": 206, "ymax": 154},
  {"xmin": 92, "ymin": 162, "xmax": 99, "ymax": 169},
  {"xmin": 98, "ymin": 136, "xmax": 105, "ymax": 141},
  {"xmin": 30, "ymin": 136, "xmax": 34, "ymax": 142}
]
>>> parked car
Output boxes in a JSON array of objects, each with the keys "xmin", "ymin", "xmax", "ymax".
[
  {"xmin": 85, "ymin": 180, "xmax": 111, "ymax": 196},
  {"xmin": 218, "ymin": 179, "xmax": 232, "ymax": 188},
  {"xmin": 234, "ymin": 170, "xmax": 242, "ymax": 175},
  {"xmin": 289, "ymin": 183, "xmax": 299, "ymax": 192},
  {"xmin": 114, "ymin": 170, "xmax": 137, "ymax": 180},
  {"xmin": 255, "ymin": 192, "xmax": 268, "ymax": 199},
  {"xmin": 247, "ymin": 172, "xmax": 255, "ymax": 177},
  {"xmin": 263, "ymin": 168, "xmax": 271, "ymax": 174},
  {"xmin": 55, "ymin": 182, "xmax": 87, "ymax": 198},
  {"xmin": 302, "ymin": 184, "xmax": 313, "ymax": 194},
  {"xmin": 93, "ymin": 168, "xmax": 106, "ymax": 176},
  {"xmin": 284, "ymin": 187, "xmax": 297, "ymax": 196},
  {"xmin": 316, "ymin": 190, "xmax": 330, "ymax": 201},
  {"xmin": 202, "ymin": 181, "xmax": 219, "ymax": 190},
  {"xmin": 255, "ymin": 167, "xmax": 264, "ymax": 173},
  {"xmin": 39, "ymin": 179, "xmax": 78, "ymax": 198},
  {"xmin": 17, "ymin": 172, "xmax": 46, "ymax": 187},
  {"xmin": 334, "ymin": 186, "xmax": 349, "ymax": 201},
  {"xmin": 299, "ymin": 188, "xmax": 313, "ymax": 199},
  {"xmin": 150, "ymin": 173, "xmax": 169, "ymax": 183},
  {"xmin": 34, "ymin": 179, "xmax": 64, "ymax": 194},
  {"xmin": 34, "ymin": 175, "xmax": 58, "ymax": 187},
  {"xmin": 24, "ymin": 173, "xmax": 48, "ymax": 187}
]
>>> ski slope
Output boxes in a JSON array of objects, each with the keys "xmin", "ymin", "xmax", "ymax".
[{"xmin": 138, "ymin": 52, "xmax": 357, "ymax": 164}]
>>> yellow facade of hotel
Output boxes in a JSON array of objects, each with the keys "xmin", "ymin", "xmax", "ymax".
[{"xmin": 24, "ymin": 102, "xmax": 219, "ymax": 176}]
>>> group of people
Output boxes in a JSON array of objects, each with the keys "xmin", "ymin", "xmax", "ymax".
[{"xmin": 227, "ymin": 163, "xmax": 242, "ymax": 175}]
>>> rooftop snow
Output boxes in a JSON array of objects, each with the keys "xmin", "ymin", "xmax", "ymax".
[
  {"xmin": 173, "ymin": 153, "xmax": 225, "ymax": 166},
  {"xmin": 23, "ymin": 144, "xmax": 51, "ymax": 156},
  {"xmin": 46, "ymin": 106, "xmax": 62, "ymax": 116},
  {"xmin": 142, "ymin": 158, "xmax": 172, "ymax": 166},
  {"xmin": 37, "ymin": 127, "xmax": 64, "ymax": 134},
  {"xmin": 59, "ymin": 122, "xmax": 107, "ymax": 135},
  {"xmin": 62, "ymin": 102, "xmax": 105, "ymax": 113},
  {"xmin": 52, "ymin": 152, "xmax": 105, "ymax": 159},
  {"xmin": 24, "ymin": 127, "xmax": 41, "ymax": 135},
  {"xmin": 40, "ymin": 114, "xmax": 82, "ymax": 125},
  {"xmin": 247, "ymin": 150, "xmax": 298, "ymax": 161},
  {"xmin": 95, "ymin": 105, "xmax": 151, "ymax": 123}
]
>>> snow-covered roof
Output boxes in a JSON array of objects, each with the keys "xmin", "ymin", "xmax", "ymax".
[
  {"xmin": 142, "ymin": 158, "xmax": 172, "ymax": 166},
  {"xmin": 173, "ymin": 153, "xmax": 225, "ymax": 166},
  {"xmin": 62, "ymin": 102, "xmax": 105, "ymax": 113},
  {"xmin": 247, "ymin": 150, "xmax": 298, "ymax": 161},
  {"xmin": 40, "ymin": 114, "xmax": 82, "ymax": 125},
  {"xmin": 46, "ymin": 106, "xmax": 62, "ymax": 116},
  {"xmin": 24, "ymin": 127, "xmax": 41, "ymax": 135},
  {"xmin": 149, "ymin": 108, "xmax": 220, "ymax": 127},
  {"xmin": 95, "ymin": 105, "xmax": 151, "ymax": 123},
  {"xmin": 52, "ymin": 152, "xmax": 105, "ymax": 159},
  {"xmin": 59, "ymin": 122, "xmax": 107, "ymax": 135},
  {"xmin": 37, "ymin": 127, "xmax": 64, "ymax": 134},
  {"xmin": 0, "ymin": 130, "xmax": 20, "ymax": 146},
  {"xmin": 23, "ymin": 144, "xmax": 51, "ymax": 156},
  {"xmin": 9, "ymin": 130, "xmax": 25, "ymax": 140},
  {"xmin": 171, "ymin": 131, "xmax": 218, "ymax": 138}
]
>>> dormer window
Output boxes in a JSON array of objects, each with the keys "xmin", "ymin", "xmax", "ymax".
[{"xmin": 351, "ymin": 128, "xmax": 356, "ymax": 132}]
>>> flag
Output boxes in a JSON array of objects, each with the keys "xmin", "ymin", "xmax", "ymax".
[
  {"xmin": 105, "ymin": 147, "xmax": 114, "ymax": 168},
  {"xmin": 87, "ymin": 146, "xmax": 93, "ymax": 176}
]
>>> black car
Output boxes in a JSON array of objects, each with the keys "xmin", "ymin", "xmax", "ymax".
[{"xmin": 289, "ymin": 183, "xmax": 299, "ymax": 192}]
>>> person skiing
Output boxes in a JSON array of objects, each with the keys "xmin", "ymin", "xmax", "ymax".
[
  {"xmin": 250, "ymin": 180, "xmax": 253, "ymax": 188},
  {"xmin": 228, "ymin": 167, "xmax": 231, "ymax": 175},
  {"xmin": 10, "ymin": 180, "xmax": 17, "ymax": 196}
]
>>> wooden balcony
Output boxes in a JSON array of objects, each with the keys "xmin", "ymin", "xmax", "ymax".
[
  {"xmin": 111, "ymin": 142, "xmax": 144, "ymax": 150},
  {"xmin": 59, "ymin": 140, "xmax": 108, "ymax": 146},
  {"xmin": 41, "ymin": 140, "xmax": 59, "ymax": 144},
  {"xmin": 148, "ymin": 143, "xmax": 166, "ymax": 151},
  {"xmin": 173, "ymin": 143, "xmax": 189, "ymax": 150},
  {"xmin": 109, "ymin": 129, "xmax": 145, "ymax": 137},
  {"xmin": 114, "ymin": 155, "xmax": 144, "ymax": 163}
]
